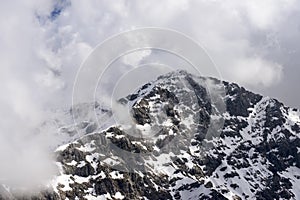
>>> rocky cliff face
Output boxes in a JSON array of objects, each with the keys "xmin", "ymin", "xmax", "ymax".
[{"xmin": 2, "ymin": 70, "xmax": 299, "ymax": 200}]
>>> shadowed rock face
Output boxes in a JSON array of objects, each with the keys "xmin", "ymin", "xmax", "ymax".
[{"xmin": 3, "ymin": 70, "xmax": 300, "ymax": 200}]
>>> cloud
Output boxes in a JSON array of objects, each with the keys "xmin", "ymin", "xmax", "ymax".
[
  {"xmin": 38, "ymin": 0, "xmax": 298, "ymax": 91},
  {"xmin": 0, "ymin": 0, "xmax": 62, "ymax": 190},
  {"xmin": 240, "ymin": 0, "xmax": 296, "ymax": 30},
  {"xmin": 0, "ymin": 0, "xmax": 299, "ymax": 191},
  {"xmin": 232, "ymin": 57, "xmax": 283, "ymax": 87},
  {"xmin": 122, "ymin": 50, "xmax": 152, "ymax": 67}
]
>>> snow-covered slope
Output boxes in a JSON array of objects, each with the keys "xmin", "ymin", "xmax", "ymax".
[{"xmin": 3, "ymin": 70, "xmax": 300, "ymax": 200}]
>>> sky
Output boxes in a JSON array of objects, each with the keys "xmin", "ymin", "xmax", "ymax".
[{"xmin": 0, "ymin": 0, "xmax": 299, "ymax": 189}]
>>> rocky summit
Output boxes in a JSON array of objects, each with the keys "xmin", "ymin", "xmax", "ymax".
[{"xmin": 2, "ymin": 70, "xmax": 300, "ymax": 200}]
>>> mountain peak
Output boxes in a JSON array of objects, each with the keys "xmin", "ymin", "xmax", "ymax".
[{"xmin": 2, "ymin": 70, "xmax": 299, "ymax": 200}]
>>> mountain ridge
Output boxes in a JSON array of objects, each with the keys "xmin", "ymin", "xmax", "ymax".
[{"xmin": 1, "ymin": 70, "xmax": 299, "ymax": 200}]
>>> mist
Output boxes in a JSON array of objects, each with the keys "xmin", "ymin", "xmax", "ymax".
[{"xmin": 0, "ymin": 0, "xmax": 300, "ymax": 192}]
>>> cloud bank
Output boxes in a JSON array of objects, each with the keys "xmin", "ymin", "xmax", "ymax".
[{"xmin": 0, "ymin": 0, "xmax": 299, "ymax": 190}]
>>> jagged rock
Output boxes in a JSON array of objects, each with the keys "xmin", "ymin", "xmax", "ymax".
[{"xmin": 4, "ymin": 70, "xmax": 299, "ymax": 200}]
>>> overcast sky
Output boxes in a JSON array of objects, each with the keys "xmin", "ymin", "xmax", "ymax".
[
  {"xmin": 0, "ymin": 0, "xmax": 300, "ymax": 187},
  {"xmin": 1, "ymin": 0, "xmax": 299, "ymax": 110}
]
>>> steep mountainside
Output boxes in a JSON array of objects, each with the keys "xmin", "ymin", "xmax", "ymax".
[{"xmin": 2, "ymin": 70, "xmax": 299, "ymax": 200}]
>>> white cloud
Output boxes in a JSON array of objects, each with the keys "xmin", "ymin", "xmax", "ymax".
[
  {"xmin": 0, "ymin": 0, "xmax": 61, "ymax": 190},
  {"xmin": 122, "ymin": 50, "xmax": 152, "ymax": 66},
  {"xmin": 241, "ymin": 0, "xmax": 296, "ymax": 30},
  {"xmin": 232, "ymin": 57, "xmax": 283, "ymax": 87},
  {"xmin": 41, "ymin": 0, "xmax": 295, "ymax": 90},
  {"xmin": 0, "ymin": 0, "xmax": 299, "ymax": 190}
]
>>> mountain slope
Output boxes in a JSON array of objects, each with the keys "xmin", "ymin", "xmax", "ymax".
[{"xmin": 2, "ymin": 70, "xmax": 300, "ymax": 200}]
